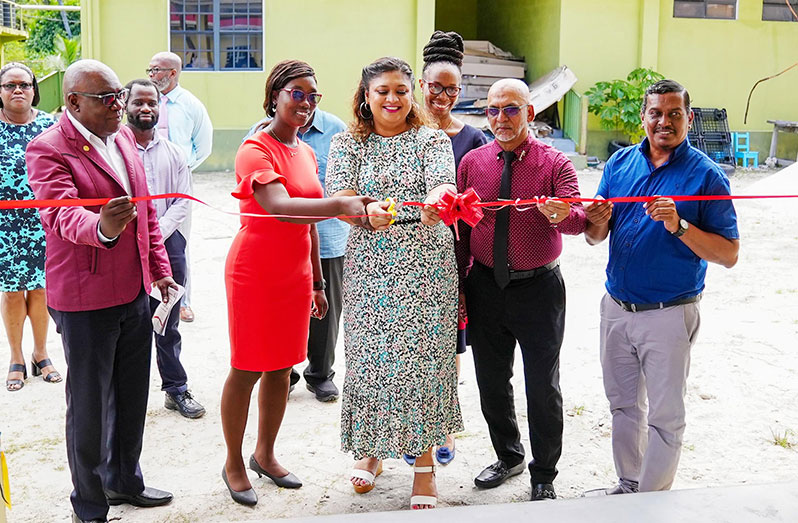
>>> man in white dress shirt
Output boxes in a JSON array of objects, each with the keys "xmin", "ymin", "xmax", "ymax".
[{"xmin": 147, "ymin": 51, "xmax": 213, "ymax": 323}]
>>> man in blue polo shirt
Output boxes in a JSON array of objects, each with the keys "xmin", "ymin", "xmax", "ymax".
[
  {"xmin": 584, "ymin": 79, "xmax": 739, "ymax": 494},
  {"xmin": 245, "ymin": 108, "xmax": 348, "ymax": 402}
]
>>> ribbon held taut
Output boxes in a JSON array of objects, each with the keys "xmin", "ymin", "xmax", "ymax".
[{"xmin": 3, "ymin": 191, "xmax": 798, "ymax": 223}]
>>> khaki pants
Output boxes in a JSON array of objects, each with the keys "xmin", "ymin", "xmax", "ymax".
[{"xmin": 599, "ymin": 293, "xmax": 701, "ymax": 491}]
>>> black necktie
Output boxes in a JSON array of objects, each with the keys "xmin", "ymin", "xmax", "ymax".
[{"xmin": 493, "ymin": 150, "xmax": 515, "ymax": 289}]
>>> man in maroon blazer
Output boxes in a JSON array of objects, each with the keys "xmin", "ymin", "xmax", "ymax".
[{"xmin": 27, "ymin": 59, "xmax": 176, "ymax": 523}]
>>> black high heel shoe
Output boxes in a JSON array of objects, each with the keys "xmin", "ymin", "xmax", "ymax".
[
  {"xmin": 6, "ymin": 363, "xmax": 27, "ymax": 392},
  {"xmin": 249, "ymin": 455, "xmax": 302, "ymax": 488},
  {"xmin": 221, "ymin": 467, "xmax": 258, "ymax": 506},
  {"xmin": 31, "ymin": 358, "xmax": 62, "ymax": 383}
]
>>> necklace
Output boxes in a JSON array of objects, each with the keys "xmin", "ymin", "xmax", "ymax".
[
  {"xmin": 440, "ymin": 117, "xmax": 455, "ymax": 133},
  {"xmin": 268, "ymin": 128, "xmax": 298, "ymax": 156},
  {"xmin": 1, "ymin": 108, "xmax": 34, "ymax": 126}
]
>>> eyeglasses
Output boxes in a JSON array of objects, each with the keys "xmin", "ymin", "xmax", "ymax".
[
  {"xmin": 69, "ymin": 89, "xmax": 129, "ymax": 107},
  {"xmin": 280, "ymin": 88, "xmax": 322, "ymax": 105},
  {"xmin": 486, "ymin": 104, "xmax": 529, "ymax": 118},
  {"xmin": 424, "ymin": 81, "xmax": 461, "ymax": 97},
  {"xmin": 145, "ymin": 67, "xmax": 175, "ymax": 75},
  {"xmin": 1, "ymin": 82, "xmax": 33, "ymax": 92}
]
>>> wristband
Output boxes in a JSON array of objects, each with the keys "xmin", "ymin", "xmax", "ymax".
[{"xmin": 313, "ymin": 279, "xmax": 327, "ymax": 291}]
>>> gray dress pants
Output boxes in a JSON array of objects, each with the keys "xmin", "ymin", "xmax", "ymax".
[{"xmin": 599, "ymin": 293, "xmax": 700, "ymax": 492}]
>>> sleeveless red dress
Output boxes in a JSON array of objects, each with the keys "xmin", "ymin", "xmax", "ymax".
[{"xmin": 225, "ymin": 132, "xmax": 322, "ymax": 371}]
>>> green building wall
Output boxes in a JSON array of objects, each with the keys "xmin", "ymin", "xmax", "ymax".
[
  {"xmin": 82, "ymin": 0, "xmax": 435, "ymax": 171},
  {"xmin": 436, "ymin": 0, "xmax": 798, "ymax": 160}
]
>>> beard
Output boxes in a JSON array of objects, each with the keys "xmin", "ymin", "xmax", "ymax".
[{"xmin": 128, "ymin": 112, "xmax": 158, "ymax": 130}]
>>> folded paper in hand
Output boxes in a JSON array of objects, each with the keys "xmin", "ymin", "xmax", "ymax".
[{"xmin": 150, "ymin": 284, "xmax": 185, "ymax": 336}]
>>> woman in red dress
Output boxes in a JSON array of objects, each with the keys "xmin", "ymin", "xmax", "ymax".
[{"xmin": 221, "ymin": 60, "xmax": 381, "ymax": 506}]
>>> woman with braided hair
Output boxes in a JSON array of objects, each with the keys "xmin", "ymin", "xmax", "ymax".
[{"xmin": 415, "ymin": 30, "xmax": 488, "ymax": 465}]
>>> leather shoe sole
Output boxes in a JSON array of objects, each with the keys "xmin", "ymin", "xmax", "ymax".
[
  {"xmin": 72, "ymin": 512, "xmax": 107, "ymax": 523},
  {"xmin": 531, "ymin": 482, "xmax": 556, "ymax": 501},
  {"xmin": 305, "ymin": 382, "xmax": 339, "ymax": 402},
  {"xmin": 106, "ymin": 486, "xmax": 173, "ymax": 507},
  {"xmin": 474, "ymin": 461, "xmax": 526, "ymax": 489}
]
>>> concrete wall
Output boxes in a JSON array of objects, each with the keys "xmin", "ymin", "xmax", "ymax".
[
  {"xmin": 438, "ymin": 0, "xmax": 798, "ymax": 161},
  {"xmin": 82, "ymin": 0, "xmax": 435, "ymax": 171},
  {"xmin": 434, "ymin": 0, "xmax": 479, "ymax": 40}
]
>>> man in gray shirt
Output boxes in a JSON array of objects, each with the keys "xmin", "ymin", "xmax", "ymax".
[{"xmin": 125, "ymin": 78, "xmax": 205, "ymax": 419}]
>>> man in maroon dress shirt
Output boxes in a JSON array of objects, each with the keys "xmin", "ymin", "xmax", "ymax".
[{"xmin": 456, "ymin": 79, "xmax": 587, "ymax": 501}]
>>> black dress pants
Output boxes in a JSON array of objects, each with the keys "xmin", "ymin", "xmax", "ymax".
[
  {"xmin": 150, "ymin": 231, "xmax": 188, "ymax": 395},
  {"xmin": 304, "ymin": 255, "xmax": 343, "ymax": 385},
  {"xmin": 49, "ymin": 290, "xmax": 152, "ymax": 521},
  {"xmin": 466, "ymin": 263, "xmax": 565, "ymax": 484}
]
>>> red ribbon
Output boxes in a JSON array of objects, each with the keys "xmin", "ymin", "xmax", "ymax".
[
  {"xmin": 436, "ymin": 188, "xmax": 484, "ymax": 240},
  {"xmin": 3, "ymin": 192, "xmax": 798, "ymax": 222}
]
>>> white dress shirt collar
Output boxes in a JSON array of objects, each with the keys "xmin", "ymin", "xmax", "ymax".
[{"xmin": 66, "ymin": 110, "xmax": 132, "ymax": 195}]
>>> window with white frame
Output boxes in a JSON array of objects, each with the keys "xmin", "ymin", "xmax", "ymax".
[
  {"xmin": 763, "ymin": 0, "xmax": 798, "ymax": 21},
  {"xmin": 169, "ymin": 0, "xmax": 263, "ymax": 71},
  {"xmin": 673, "ymin": 0, "xmax": 736, "ymax": 19}
]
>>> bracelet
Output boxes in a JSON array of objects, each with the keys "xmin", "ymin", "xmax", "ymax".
[{"xmin": 313, "ymin": 279, "xmax": 327, "ymax": 291}]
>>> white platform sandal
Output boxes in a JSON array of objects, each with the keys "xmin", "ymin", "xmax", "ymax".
[
  {"xmin": 352, "ymin": 460, "xmax": 383, "ymax": 494},
  {"xmin": 410, "ymin": 463, "xmax": 437, "ymax": 509}
]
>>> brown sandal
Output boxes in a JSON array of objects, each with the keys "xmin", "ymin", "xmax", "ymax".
[
  {"xmin": 31, "ymin": 358, "xmax": 62, "ymax": 383},
  {"xmin": 6, "ymin": 363, "xmax": 27, "ymax": 391}
]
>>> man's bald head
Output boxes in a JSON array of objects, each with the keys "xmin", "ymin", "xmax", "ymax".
[
  {"xmin": 487, "ymin": 78, "xmax": 530, "ymax": 104},
  {"xmin": 486, "ymin": 78, "xmax": 535, "ymax": 151},
  {"xmin": 150, "ymin": 52, "xmax": 183, "ymax": 72},
  {"xmin": 63, "ymin": 59, "xmax": 125, "ymax": 139},
  {"xmin": 63, "ymin": 59, "xmax": 120, "ymax": 95},
  {"xmin": 148, "ymin": 52, "xmax": 182, "ymax": 94}
]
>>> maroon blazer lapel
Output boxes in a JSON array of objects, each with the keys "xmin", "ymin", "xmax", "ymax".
[{"xmin": 58, "ymin": 113, "xmax": 128, "ymax": 194}]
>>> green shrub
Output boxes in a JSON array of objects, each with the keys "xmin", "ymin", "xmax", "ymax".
[{"xmin": 585, "ymin": 68, "xmax": 665, "ymax": 144}]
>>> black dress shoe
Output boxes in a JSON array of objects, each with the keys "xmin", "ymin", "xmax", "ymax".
[
  {"xmin": 306, "ymin": 380, "xmax": 339, "ymax": 402},
  {"xmin": 474, "ymin": 460, "xmax": 526, "ymax": 489},
  {"xmin": 222, "ymin": 467, "xmax": 258, "ymax": 506},
  {"xmin": 249, "ymin": 455, "xmax": 302, "ymax": 488},
  {"xmin": 72, "ymin": 512, "xmax": 107, "ymax": 523},
  {"xmin": 531, "ymin": 482, "xmax": 556, "ymax": 501},
  {"xmin": 105, "ymin": 486, "xmax": 173, "ymax": 507},
  {"xmin": 165, "ymin": 390, "xmax": 206, "ymax": 419}
]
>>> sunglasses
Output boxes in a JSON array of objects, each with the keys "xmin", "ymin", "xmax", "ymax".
[
  {"xmin": 486, "ymin": 104, "xmax": 529, "ymax": 118},
  {"xmin": 69, "ymin": 89, "xmax": 129, "ymax": 107},
  {"xmin": 280, "ymin": 88, "xmax": 322, "ymax": 105},
  {"xmin": 425, "ymin": 81, "xmax": 461, "ymax": 98},
  {"xmin": 1, "ymin": 82, "xmax": 33, "ymax": 92},
  {"xmin": 145, "ymin": 67, "xmax": 175, "ymax": 75}
]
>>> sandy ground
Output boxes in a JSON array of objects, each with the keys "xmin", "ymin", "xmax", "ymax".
[{"xmin": 1, "ymin": 166, "xmax": 797, "ymax": 522}]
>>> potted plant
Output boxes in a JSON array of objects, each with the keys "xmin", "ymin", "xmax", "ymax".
[{"xmin": 585, "ymin": 67, "xmax": 665, "ymax": 155}]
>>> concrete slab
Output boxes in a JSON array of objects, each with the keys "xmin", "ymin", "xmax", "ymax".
[{"xmin": 282, "ymin": 483, "xmax": 798, "ymax": 523}]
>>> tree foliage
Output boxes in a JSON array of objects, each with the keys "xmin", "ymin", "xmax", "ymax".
[
  {"xmin": 585, "ymin": 68, "xmax": 665, "ymax": 143},
  {"xmin": 21, "ymin": 0, "xmax": 82, "ymax": 57}
]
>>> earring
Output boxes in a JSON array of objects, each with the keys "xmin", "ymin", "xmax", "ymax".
[{"xmin": 359, "ymin": 101, "xmax": 373, "ymax": 120}]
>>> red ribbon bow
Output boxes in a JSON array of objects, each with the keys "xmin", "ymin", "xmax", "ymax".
[{"xmin": 438, "ymin": 188, "xmax": 484, "ymax": 240}]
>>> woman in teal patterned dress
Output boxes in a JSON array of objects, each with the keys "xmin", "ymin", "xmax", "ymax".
[
  {"xmin": 327, "ymin": 57, "xmax": 462, "ymax": 510},
  {"xmin": 0, "ymin": 63, "xmax": 61, "ymax": 391}
]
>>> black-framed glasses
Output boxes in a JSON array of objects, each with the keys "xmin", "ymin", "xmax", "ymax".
[
  {"xmin": 1, "ymin": 82, "xmax": 33, "ymax": 92},
  {"xmin": 280, "ymin": 88, "xmax": 322, "ymax": 105},
  {"xmin": 424, "ymin": 81, "xmax": 461, "ymax": 97},
  {"xmin": 145, "ymin": 67, "xmax": 175, "ymax": 75},
  {"xmin": 486, "ymin": 104, "xmax": 529, "ymax": 118},
  {"xmin": 69, "ymin": 89, "xmax": 129, "ymax": 107}
]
